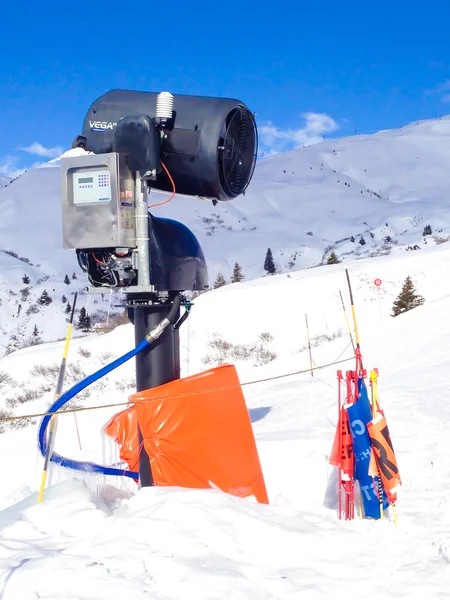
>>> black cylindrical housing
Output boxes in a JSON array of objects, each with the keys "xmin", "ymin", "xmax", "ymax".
[
  {"xmin": 80, "ymin": 89, "xmax": 257, "ymax": 201},
  {"xmin": 133, "ymin": 303, "xmax": 181, "ymax": 487}
]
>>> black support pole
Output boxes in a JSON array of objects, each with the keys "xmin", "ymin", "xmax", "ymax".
[{"xmin": 133, "ymin": 301, "xmax": 181, "ymax": 487}]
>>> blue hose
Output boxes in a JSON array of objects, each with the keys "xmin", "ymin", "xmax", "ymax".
[{"xmin": 37, "ymin": 339, "xmax": 150, "ymax": 481}]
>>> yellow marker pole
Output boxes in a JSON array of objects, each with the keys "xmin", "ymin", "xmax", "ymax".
[
  {"xmin": 370, "ymin": 370, "xmax": 384, "ymax": 520},
  {"xmin": 305, "ymin": 314, "xmax": 313, "ymax": 377},
  {"xmin": 37, "ymin": 292, "xmax": 78, "ymax": 504},
  {"xmin": 345, "ymin": 269, "xmax": 363, "ymax": 371},
  {"xmin": 345, "ymin": 270, "xmax": 366, "ymax": 519},
  {"xmin": 339, "ymin": 290, "xmax": 355, "ymax": 353},
  {"xmin": 370, "ymin": 369, "xmax": 378, "ymax": 418},
  {"xmin": 371, "ymin": 369, "xmax": 398, "ymax": 525},
  {"xmin": 392, "ymin": 503, "xmax": 398, "ymax": 525}
]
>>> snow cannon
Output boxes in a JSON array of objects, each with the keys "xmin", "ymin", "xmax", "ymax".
[
  {"xmin": 60, "ymin": 89, "xmax": 258, "ymax": 295},
  {"xmin": 77, "ymin": 89, "xmax": 258, "ymax": 201},
  {"xmin": 57, "ymin": 88, "xmax": 259, "ymax": 489}
]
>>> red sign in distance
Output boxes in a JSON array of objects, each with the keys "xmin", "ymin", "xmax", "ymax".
[{"xmin": 374, "ymin": 278, "xmax": 382, "ymax": 287}]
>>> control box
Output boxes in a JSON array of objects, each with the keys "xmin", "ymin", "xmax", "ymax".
[{"xmin": 61, "ymin": 152, "xmax": 136, "ymax": 250}]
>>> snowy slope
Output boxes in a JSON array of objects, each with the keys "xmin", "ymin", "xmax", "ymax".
[
  {"xmin": 0, "ymin": 244, "xmax": 450, "ymax": 598},
  {"xmin": 0, "ymin": 176, "xmax": 11, "ymax": 188},
  {"xmin": 0, "ymin": 163, "xmax": 122, "ymax": 356},
  {"xmin": 2, "ymin": 114, "xmax": 450, "ymax": 356}
]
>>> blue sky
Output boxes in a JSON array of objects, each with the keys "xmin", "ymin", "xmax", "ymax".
[{"xmin": 1, "ymin": 0, "xmax": 450, "ymax": 176}]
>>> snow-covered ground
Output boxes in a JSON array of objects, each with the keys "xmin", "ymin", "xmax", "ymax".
[
  {"xmin": 1, "ymin": 243, "xmax": 450, "ymax": 598},
  {"xmin": 2, "ymin": 113, "xmax": 450, "ymax": 356}
]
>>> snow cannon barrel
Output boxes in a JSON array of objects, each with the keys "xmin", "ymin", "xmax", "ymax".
[{"xmin": 77, "ymin": 89, "xmax": 258, "ymax": 201}]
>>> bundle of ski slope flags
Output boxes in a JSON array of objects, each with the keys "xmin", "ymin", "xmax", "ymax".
[{"xmin": 329, "ymin": 366, "xmax": 402, "ymax": 522}]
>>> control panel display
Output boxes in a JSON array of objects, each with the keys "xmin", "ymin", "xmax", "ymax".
[{"xmin": 73, "ymin": 169, "xmax": 112, "ymax": 205}]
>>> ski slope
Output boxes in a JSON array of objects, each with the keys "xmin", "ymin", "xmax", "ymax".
[
  {"xmin": 1, "ymin": 114, "xmax": 450, "ymax": 356},
  {"xmin": 0, "ymin": 176, "xmax": 11, "ymax": 188},
  {"xmin": 1, "ymin": 244, "xmax": 450, "ymax": 598}
]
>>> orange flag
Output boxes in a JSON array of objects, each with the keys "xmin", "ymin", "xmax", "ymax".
[
  {"xmin": 330, "ymin": 406, "xmax": 354, "ymax": 478},
  {"xmin": 367, "ymin": 410, "xmax": 401, "ymax": 502}
]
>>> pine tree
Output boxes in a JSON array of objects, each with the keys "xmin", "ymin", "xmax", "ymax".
[
  {"xmin": 20, "ymin": 287, "xmax": 31, "ymax": 302},
  {"xmin": 77, "ymin": 307, "xmax": 91, "ymax": 331},
  {"xmin": 62, "ymin": 294, "xmax": 67, "ymax": 303},
  {"xmin": 391, "ymin": 276, "xmax": 425, "ymax": 317},
  {"xmin": 30, "ymin": 325, "xmax": 42, "ymax": 346},
  {"xmin": 72, "ymin": 272, "xmax": 77, "ymax": 280},
  {"xmin": 231, "ymin": 262, "xmax": 244, "ymax": 283},
  {"xmin": 38, "ymin": 289, "xmax": 52, "ymax": 306},
  {"xmin": 359, "ymin": 236, "xmax": 366, "ymax": 246},
  {"xmin": 264, "ymin": 248, "xmax": 276, "ymax": 275},
  {"xmin": 5, "ymin": 324, "xmax": 27, "ymax": 355},
  {"xmin": 65, "ymin": 302, "xmax": 71, "ymax": 314},
  {"xmin": 22, "ymin": 274, "xmax": 30, "ymax": 284},
  {"xmin": 78, "ymin": 307, "xmax": 86, "ymax": 329},
  {"xmin": 64, "ymin": 274, "xmax": 70, "ymax": 285},
  {"xmin": 213, "ymin": 273, "xmax": 226, "ymax": 289},
  {"xmin": 326, "ymin": 251, "xmax": 340, "ymax": 264},
  {"xmin": 5, "ymin": 334, "xmax": 21, "ymax": 355}
]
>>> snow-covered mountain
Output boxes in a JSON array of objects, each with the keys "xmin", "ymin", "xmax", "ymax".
[
  {"xmin": 0, "ymin": 175, "xmax": 12, "ymax": 187},
  {"xmin": 1, "ymin": 113, "xmax": 450, "ymax": 356}
]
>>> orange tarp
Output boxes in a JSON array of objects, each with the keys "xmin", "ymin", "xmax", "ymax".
[
  {"xmin": 103, "ymin": 405, "xmax": 139, "ymax": 473},
  {"xmin": 104, "ymin": 364, "xmax": 269, "ymax": 504}
]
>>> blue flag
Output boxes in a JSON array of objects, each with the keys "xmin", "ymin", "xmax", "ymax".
[{"xmin": 347, "ymin": 378, "xmax": 389, "ymax": 519}]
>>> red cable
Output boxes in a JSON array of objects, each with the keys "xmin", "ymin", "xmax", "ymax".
[
  {"xmin": 92, "ymin": 253, "xmax": 105, "ymax": 265},
  {"xmin": 148, "ymin": 161, "xmax": 176, "ymax": 209}
]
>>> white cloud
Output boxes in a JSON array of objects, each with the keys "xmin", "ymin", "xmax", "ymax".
[
  {"xmin": 424, "ymin": 80, "xmax": 450, "ymax": 103},
  {"xmin": 259, "ymin": 112, "xmax": 339, "ymax": 156},
  {"xmin": 0, "ymin": 155, "xmax": 24, "ymax": 179},
  {"xmin": 0, "ymin": 142, "xmax": 63, "ymax": 179},
  {"xmin": 0, "ymin": 155, "xmax": 50, "ymax": 179},
  {"xmin": 20, "ymin": 142, "xmax": 63, "ymax": 158}
]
